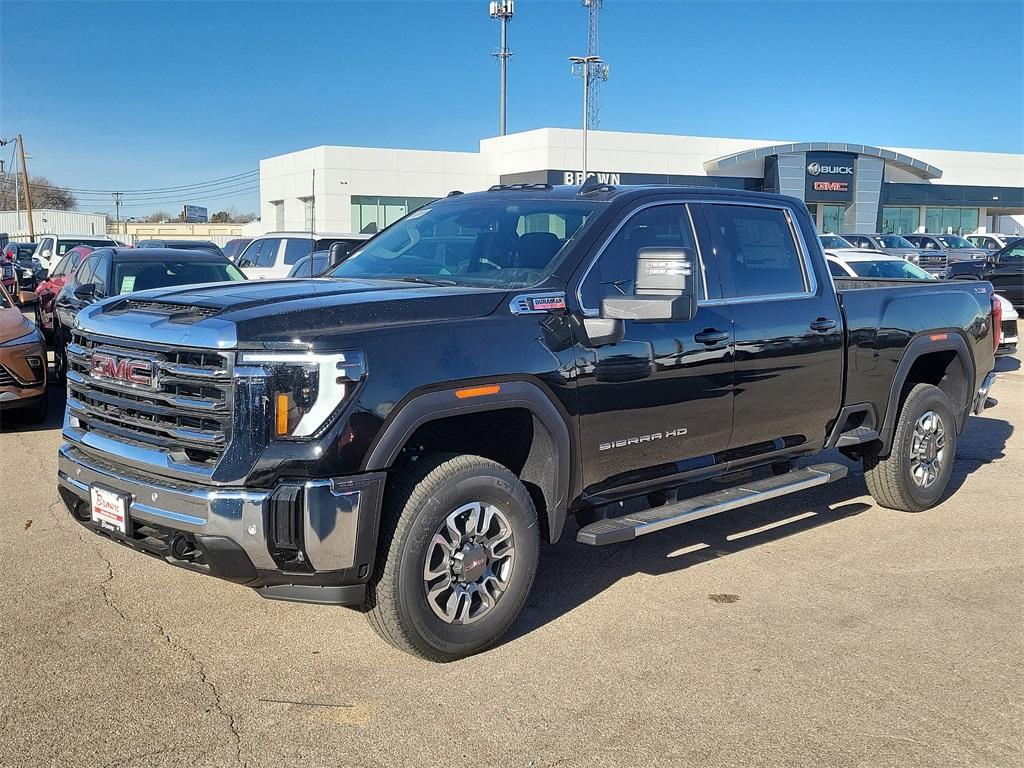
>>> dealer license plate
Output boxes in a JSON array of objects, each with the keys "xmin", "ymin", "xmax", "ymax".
[{"xmin": 90, "ymin": 486, "xmax": 132, "ymax": 536}]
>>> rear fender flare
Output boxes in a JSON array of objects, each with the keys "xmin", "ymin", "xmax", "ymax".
[{"xmin": 878, "ymin": 331, "xmax": 976, "ymax": 454}]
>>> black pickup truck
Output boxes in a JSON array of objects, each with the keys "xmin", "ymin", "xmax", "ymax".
[
  {"xmin": 945, "ymin": 238, "xmax": 1024, "ymax": 310},
  {"xmin": 57, "ymin": 183, "xmax": 1001, "ymax": 661}
]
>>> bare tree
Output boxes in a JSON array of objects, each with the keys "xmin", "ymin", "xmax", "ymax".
[
  {"xmin": 0, "ymin": 175, "xmax": 77, "ymax": 211},
  {"xmin": 144, "ymin": 211, "xmax": 172, "ymax": 223}
]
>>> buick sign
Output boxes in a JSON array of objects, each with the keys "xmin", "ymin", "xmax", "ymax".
[{"xmin": 804, "ymin": 151, "xmax": 856, "ymax": 202}]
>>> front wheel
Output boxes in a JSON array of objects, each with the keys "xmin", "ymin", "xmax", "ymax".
[
  {"xmin": 364, "ymin": 454, "xmax": 540, "ymax": 662},
  {"xmin": 53, "ymin": 325, "xmax": 67, "ymax": 382},
  {"xmin": 863, "ymin": 383, "xmax": 957, "ymax": 512}
]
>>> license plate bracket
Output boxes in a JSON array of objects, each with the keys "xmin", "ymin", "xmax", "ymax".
[{"xmin": 90, "ymin": 485, "xmax": 133, "ymax": 537}]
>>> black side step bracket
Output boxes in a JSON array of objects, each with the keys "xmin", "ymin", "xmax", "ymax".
[{"xmin": 576, "ymin": 462, "xmax": 848, "ymax": 546}]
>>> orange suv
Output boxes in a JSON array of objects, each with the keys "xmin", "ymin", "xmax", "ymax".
[{"xmin": 0, "ymin": 281, "xmax": 47, "ymax": 425}]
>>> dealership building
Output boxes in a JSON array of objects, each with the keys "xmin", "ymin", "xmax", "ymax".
[{"xmin": 258, "ymin": 128, "xmax": 1024, "ymax": 237}]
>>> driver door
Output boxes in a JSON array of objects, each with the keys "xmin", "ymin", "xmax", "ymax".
[{"xmin": 572, "ymin": 201, "xmax": 735, "ymax": 498}]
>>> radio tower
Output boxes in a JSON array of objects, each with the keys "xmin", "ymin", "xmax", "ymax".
[{"xmin": 582, "ymin": 0, "xmax": 609, "ymax": 130}]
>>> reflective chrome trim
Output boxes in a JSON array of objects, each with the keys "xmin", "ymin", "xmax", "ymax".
[{"xmin": 576, "ymin": 198, "xmax": 820, "ymax": 317}]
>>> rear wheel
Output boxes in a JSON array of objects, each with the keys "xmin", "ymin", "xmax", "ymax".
[
  {"xmin": 364, "ymin": 454, "xmax": 540, "ymax": 662},
  {"xmin": 863, "ymin": 383, "xmax": 957, "ymax": 512}
]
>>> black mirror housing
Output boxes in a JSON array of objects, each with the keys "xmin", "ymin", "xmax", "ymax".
[
  {"xmin": 600, "ymin": 246, "xmax": 698, "ymax": 323},
  {"xmin": 73, "ymin": 283, "xmax": 97, "ymax": 300}
]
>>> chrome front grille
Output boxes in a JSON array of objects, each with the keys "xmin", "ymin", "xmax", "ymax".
[
  {"xmin": 0, "ymin": 366, "xmax": 17, "ymax": 387},
  {"xmin": 66, "ymin": 331, "xmax": 234, "ymax": 467}
]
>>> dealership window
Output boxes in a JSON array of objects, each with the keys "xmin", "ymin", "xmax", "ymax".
[
  {"xmin": 925, "ymin": 207, "xmax": 979, "ymax": 235},
  {"xmin": 351, "ymin": 195, "xmax": 435, "ymax": 234},
  {"xmin": 881, "ymin": 206, "xmax": 921, "ymax": 235},
  {"xmin": 301, "ymin": 197, "xmax": 314, "ymax": 230},
  {"xmin": 271, "ymin": 200, "xmax": 284, "ymax": 230},
  {"xmin": 822, "ymin": 204, "xmax": 846, "ymax": 234}
]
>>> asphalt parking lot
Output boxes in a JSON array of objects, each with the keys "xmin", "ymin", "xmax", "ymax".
[{"xmin": 0, "ymin": 354, "xmax": 1020, "ymax": 768}]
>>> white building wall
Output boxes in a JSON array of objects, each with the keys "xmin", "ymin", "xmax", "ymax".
[
  {"xmin": 0, "ymin": 209, "xmax": 108, "ymax": 239},
  {"xmin": 258, "ymin": 129, "xmax": 1024, "ymax": 235}
]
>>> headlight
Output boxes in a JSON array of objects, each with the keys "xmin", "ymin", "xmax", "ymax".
[
  {"xmin": 0, "ymin": 326, "xmax": 44, "ymax": 347},
  {"xmin": 237, "ymin": 349, "xmax": 365, "ymax": 438}
]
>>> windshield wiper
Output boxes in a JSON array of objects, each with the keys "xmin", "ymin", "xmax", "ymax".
[{"xmin": 389, "ymin": 276, "xmax": 459, "ymax": 287}]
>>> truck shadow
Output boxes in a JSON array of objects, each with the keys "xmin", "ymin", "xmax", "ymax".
[{"xmin": 507, "ymin": 412, "xmax": 1014, "ymax": 646}]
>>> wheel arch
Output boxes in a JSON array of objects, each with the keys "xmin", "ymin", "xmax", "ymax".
[
  {"xmin": 878, "ymin": 331, "xmax": 976, "ymax": 456},
  {"xmin": 363, "ymin": 380, "xmax": 572, "ymax": 543}
]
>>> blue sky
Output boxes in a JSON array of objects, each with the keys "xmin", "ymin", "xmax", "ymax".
[{"xmin": 2, "ymin": 0, "xmax": 1022, "ymax": 217}]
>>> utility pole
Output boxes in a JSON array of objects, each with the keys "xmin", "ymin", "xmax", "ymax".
[
  {"xmin": 569, "ymin": 55, "xmax": 603, "ymax": 180},
  {"xmin": 17, "ymin": 135, "xmax": 34, "ymax": 240},
  {"xmin": 113, "ymin": 192, "xmax": 124, "ymax": 235},
  {"xmin": 489, "ymin": 0, "xmax": 515, "ymax": 136}
]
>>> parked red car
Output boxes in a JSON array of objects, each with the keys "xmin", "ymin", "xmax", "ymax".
[{"xmin": 35, "ymin": 245, "xmax": 92, "ymax": 334}]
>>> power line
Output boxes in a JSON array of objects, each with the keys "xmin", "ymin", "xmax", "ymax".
[{"xmin": 59, "ymin": 169, "xmax": 259, "ymax": 194}]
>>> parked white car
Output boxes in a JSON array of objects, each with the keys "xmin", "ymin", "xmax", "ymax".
[
  {"xmin": 236, "ymin": 231, "xmax": 369, "ymax": 279},
  {"xmin": 32, "ymin": 234, "xmax": 120, "ymax": 274},
  {"xmin": 967, "ymin": 233, "xmax": 1023, "ymax": 251},
  {"xmin": 826, "ymin": 251, "xmax": 1018, "ymax": 356}
]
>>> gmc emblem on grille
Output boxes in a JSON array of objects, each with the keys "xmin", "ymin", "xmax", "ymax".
[{"xmin": 90, "ymin": 353, "xmax": 154, "ymax": 387}]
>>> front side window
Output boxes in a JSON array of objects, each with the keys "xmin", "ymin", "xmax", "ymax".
[
  {"xmin": 707, "ymin": 205, "xmax": 808, "ymax": 298},
  {"xmin": 74, "ymin": 256, "xmax": 98, "ymax": 288},
  {"xmin": 579, "ymin": 203, "xmax": 701, "ymax": 310},
  {"xmin": 999, "ymin": 245, "xmax": 1024, "ymax": 264},
  {"xmin": 50, "ymin": 253, "xmax": 73, "ymax": 277},
  {"xmin": 333, "ymin": 199, "xmax": 600, "ymax": 288}
]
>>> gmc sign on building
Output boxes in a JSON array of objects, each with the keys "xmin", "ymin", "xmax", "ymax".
[{"xmin": 804, "ymin": 151, "xmax": 855, "ymax": 202}]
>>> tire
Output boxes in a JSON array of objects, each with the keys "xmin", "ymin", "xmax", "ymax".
[
  {"xmin": 364, "ymin": 454, "xmax": 540, "ymax": 662},
  {"xmin": 53, "ymin": 326, "xmax": 67, "ymax": 383},
  {"xmin": 863, "ymin": 383, "xmax": 957, "ymax": 512}
]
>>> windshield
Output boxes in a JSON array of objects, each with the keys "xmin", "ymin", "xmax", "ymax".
[
  {"xmin": 848, "ymin": 259, "xmax": 935, "ymax": 280},
  {"xmin": 879, "ymin": 235, "xmax": 915, "ymax": 249},
  {"xmin": 937, "ymin": 236, "xmax": 974, "ymax": 249},
  {"xmin": 112, "ymin": 260, "xmax": 245, "ymax": 294},
  {"xmin": 330, "ymin": 198, "xmax": 602, "ymax": 288},
  {"xmin": 820, "ymin": 235, "xmax": 853, "ymax": 249},
  {"xmin": 57, "ymin": 238, "xmax": 113, "ymax": 256}
]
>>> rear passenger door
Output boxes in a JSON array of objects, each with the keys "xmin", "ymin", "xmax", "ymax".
[{"xmin": 701, "ymin": 202, "xmax": 843, "ymax": 455}]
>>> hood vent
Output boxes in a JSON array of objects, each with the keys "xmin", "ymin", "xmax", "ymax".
[{"xmin": 121, "ymin": 300, "xmax": 221, "ymax": 322}]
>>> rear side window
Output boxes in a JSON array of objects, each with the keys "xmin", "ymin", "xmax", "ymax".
[
  {"xmin": 707, "ymin": 205, "xmax": 808, "ymax": 298},
  {"xmin": 283, "ymin": 238, "xmax": 313, "ymax": 265}
]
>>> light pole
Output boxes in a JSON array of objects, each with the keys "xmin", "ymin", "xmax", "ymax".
[
  {"xmin": 489, "ymin": 0, "xmax": 515, "ymax": 136},
  {"xmin": 569, "ymin": 55, "xmax": 602, "ymax": 181}
]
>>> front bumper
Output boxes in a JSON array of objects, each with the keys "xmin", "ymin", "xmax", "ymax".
[{"xmin": 57, "ymin": 442, "xmax": 385, "ymax": 605}]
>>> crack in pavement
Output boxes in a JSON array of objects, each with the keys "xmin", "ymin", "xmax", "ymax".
[{"xmin": 153, "ymin": 622, "xmax": 249, "ymax": 768}]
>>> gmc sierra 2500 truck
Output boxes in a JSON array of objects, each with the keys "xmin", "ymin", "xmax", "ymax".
[{"xmin": 58, "ymin": 182, "xmax": 1001, "ymax": 661}]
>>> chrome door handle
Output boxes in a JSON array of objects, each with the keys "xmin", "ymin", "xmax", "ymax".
[
  {"xmin": 694, "ymin": 329, "xmax": 729, "ymax": 345},
  {"xmin": 810, "ymin": 318, "xmax": 837, "ymax": 332}
]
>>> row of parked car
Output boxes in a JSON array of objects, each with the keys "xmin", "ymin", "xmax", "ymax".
[{"xmin": 819, "ymin": 233, "xmax": 1021, "ymax": 357}]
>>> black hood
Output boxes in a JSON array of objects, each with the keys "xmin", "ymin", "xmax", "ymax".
[{"xmin": 80, "ymin": 278, "xmax": 509, "ymax": 347}]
